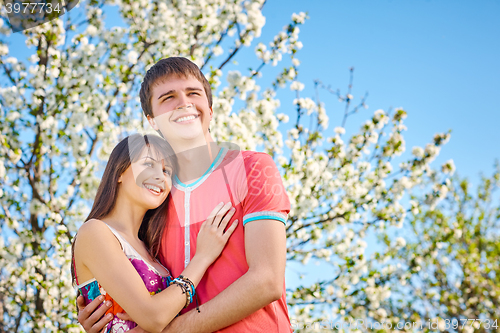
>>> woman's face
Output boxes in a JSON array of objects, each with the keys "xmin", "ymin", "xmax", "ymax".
[{"xmin": 119, "ymin": 146, "xmax": 173, "ymax": 210}]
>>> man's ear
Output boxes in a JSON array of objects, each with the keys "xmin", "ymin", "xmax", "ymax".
[{"xmin": 147, "ymin": 115, "xmax": 158, "ymax": 130}]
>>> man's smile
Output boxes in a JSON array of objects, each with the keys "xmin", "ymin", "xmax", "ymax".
[{"xmin": 173, "ymin": 113, "xmax": 200, "ymax": 123}]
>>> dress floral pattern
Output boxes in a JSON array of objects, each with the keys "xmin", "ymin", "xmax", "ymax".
[{"xmin": 77, "ymin": 224, "xmax": 172, "ymax": 333}]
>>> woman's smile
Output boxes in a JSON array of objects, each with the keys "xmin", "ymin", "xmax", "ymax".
[{"xmin": 143, "ymin": 182, "xmax": 165, "ymax": 195}]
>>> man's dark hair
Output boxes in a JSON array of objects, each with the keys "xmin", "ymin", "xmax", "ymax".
[{"xmin": 139, "ymin": 57, "xmax": 213, "ymax": 119}]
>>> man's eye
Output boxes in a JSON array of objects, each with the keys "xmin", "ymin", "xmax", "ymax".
[{"xmin": 189, "ymin": 92, "xmax": 200, "ymax": 96}]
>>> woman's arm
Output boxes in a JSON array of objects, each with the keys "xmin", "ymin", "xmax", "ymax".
[{"xmin": 75, "ymin": 202, "xmax": 237, "ymax": 333}]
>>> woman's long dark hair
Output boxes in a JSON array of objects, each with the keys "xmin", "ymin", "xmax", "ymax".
[{"xmin": 71, "ymin": 134, "xmax": 178, "ymax": 286}]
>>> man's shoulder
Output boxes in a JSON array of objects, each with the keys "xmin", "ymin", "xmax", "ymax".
[
  {"xmin": 225, "ymin": 149, "xmax": 273, "ymax": 163},
  {"xmin": 240, "ymin": 150, "xmax": 268, "ymax": 158}
]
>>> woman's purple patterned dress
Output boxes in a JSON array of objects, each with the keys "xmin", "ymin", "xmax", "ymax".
[{"xmin": 77, "ymin": 224, "xmax": 172, "ymax": 333}]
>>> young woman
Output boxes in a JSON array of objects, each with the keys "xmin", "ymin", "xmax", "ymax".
[{"xmin": 71, "ymin": 134, "xmax": 238, "ymax": 333}]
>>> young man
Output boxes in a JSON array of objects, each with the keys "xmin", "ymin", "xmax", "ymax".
[{"xmin": 77, "ymin": 57, "xmax": 291, "ymax": 333}]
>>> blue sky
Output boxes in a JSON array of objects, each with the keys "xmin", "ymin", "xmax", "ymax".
[{"xmin": 248, "ymin": 0, "xmax": 500, "ymax": 183}]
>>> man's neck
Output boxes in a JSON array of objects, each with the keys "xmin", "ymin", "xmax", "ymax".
[{"xmin": 173, "ymin": 139, "xmax": 221, "ymax": 185}]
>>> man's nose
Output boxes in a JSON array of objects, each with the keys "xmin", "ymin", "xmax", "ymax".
[
  {"xmin": 176, "ymin": 96, "xmax": 194, "ymax": 110},
  {"xmin": 176, "ymin": 93, "xmax": 188, "ymax": 108}
]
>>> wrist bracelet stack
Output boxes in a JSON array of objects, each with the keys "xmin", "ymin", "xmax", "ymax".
[{"xmin": 171, "ymin": 275, "xmax": 200, "ymax": 312}]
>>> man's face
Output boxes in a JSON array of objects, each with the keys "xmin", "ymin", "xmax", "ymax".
[{"xmin": 148, "ymin": 75, "xmax": 212, "ymax": 145}]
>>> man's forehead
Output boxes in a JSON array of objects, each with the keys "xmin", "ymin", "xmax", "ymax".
[{"xmin": 152, "ymin": 75, "xmax": 203, "ymax": 95}]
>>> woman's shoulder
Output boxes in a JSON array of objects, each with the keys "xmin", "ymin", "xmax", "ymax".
[
  {"xmin": 76, "ymin": 219, "xmax": 117, "ymax": 245},
  {"xmin": 78, "ymin": 218, "xmax": 109, "ymax": 234}
]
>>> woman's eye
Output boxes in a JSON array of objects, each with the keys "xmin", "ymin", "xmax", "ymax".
[
  {"xmin": 144, "ymin": 162, "xmax": 153, "ymax": 167},
  {"xmin": 163, "ymin": 169, "xmax": 172, "ymax": 176}
]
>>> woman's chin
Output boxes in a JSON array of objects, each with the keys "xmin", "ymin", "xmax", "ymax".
[
  {"xmin": 143, "ymin": 197, "xmax": 167, "ymax": 210},
  {"xmin": 132, "ymin": 187, "xmax": 166, "ymax": 208}
]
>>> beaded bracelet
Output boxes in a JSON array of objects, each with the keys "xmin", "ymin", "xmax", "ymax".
[
  {"xmin": 171, "ymin": 279, "xmax": 190, "ymax": 308},
  {"xmin": 179, "ymin": 275, "xmax": 197, "ymax": 310},
  {"xmin": 178, "ymin": 275, "xmax": 195, "ymax": 304},
  {"xmin": 172, "ymin": 275, "xmax": 200, "ymax": 312}
]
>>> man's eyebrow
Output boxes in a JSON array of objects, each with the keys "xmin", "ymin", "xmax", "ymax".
[
  {"xmin": 157, "ymin": 87, "xmax": 202, "ymax": 100},
  {"xmin": 157, "ymin": 90, "xmax": 175, "ymax": 100}
]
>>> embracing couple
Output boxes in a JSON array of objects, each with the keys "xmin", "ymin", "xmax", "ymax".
[{"xmin": 72, "ymin": 57, "xmax": 292, "ymax": 333}]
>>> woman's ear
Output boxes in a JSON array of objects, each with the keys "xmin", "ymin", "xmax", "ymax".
[{"xmin": 118, "ymin": 175, "xmax": 123, "ymax": 183}]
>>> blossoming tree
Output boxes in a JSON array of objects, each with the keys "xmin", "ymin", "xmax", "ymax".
[
  {"xmin": 377, "ymin": 165, "xmax": 500, "ymax": 333},
  {"xmin": 1, "ymin": 0, "xmax": 494, "ymax": 332}
]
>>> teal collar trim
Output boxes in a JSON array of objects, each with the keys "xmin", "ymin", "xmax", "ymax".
[{"xmin": 174, "ymin": 147, "xmax": 225, "ymax": 189}]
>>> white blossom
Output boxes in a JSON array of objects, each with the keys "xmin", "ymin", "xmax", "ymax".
[
  {"xmin": 441, "ymin": 159, "xmax": 456, "ymax": 175},
  {"xmin": 412, "ymin": 146, "xmax": 424, "ymax": 158},
  {"xmin": 334, "ymin": 126, "xmax": 346, "ymax": 135},
  {"xmin": 394, "ymin": 237, "xmax": 406, "ymax": 248},
  {"xmin": 127, "ymin": 50, "xmax": 139, "ymax": 64},
  {"xmin": 292, "ymin": 12, "xmax": 307, "ymax": 24},
  {"xmin": 290, "ymin": 80, "xmax": 305, "ymax": 91}
]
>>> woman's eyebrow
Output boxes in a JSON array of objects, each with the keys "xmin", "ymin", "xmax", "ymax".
[{"xmin": 140, "ymin": 156, "xmax": 158, "ymax": 162}]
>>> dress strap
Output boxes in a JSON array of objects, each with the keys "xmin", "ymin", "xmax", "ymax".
[
  {"xmin": 154, "ymin": 258, "xmax": 170, "ymax": 274},
  {"xmin": 104, "ymin": 224, "xmax": 171, "ymax": 277},
  {"xmin": 72, "ymin": 244, "xmax": 79, "ymax": 286},
  {"xmin": 102, "ymin": 224, "xmax": 126, "ymax": 251}
]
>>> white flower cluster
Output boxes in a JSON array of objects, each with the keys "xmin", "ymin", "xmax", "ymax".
[
  {"xmin": 294, "ymin": 97, "xmax": 316, "ymax": 115},
  {"xmin": 284, "ymin": 103, "xmax": 456, "ymax": 323},
  {"xmin": 255, "ymin": 13, "xmax": 305, "ymax": 69},
  {"xmin": 292, "ymin": 12, "xmax": 307, "ymax": 24},
  {"xmin": 441, "ymin": 159, "xmax": 456, "ymax": 175},
  {"xmin": 290, "ymin": 80, "xmax": 305, "ymax": 91}
]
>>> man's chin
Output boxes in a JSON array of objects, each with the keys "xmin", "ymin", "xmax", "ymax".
[{"xmin": 159, "ymin": 131, "xmax": 206, "ymax": 143}]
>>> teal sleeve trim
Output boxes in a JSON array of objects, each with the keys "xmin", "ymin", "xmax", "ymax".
[{"xmin": 243, "ymin": 214, "xmax": 286, "ymax": 225}]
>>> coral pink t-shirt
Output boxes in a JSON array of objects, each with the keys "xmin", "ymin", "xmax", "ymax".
[{"xmin": 159, "ymin": 148, "xmax": 292, "ymax": 332}]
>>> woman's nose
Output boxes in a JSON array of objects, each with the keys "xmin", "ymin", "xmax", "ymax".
[{"xmin": 152, "ymin": 165, "xmax": 163, "ymax": 179}]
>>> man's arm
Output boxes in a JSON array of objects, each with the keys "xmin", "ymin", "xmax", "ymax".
[{"xmin": 163, "ymin": 219, "xmax": 286, "ymax": 333}]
